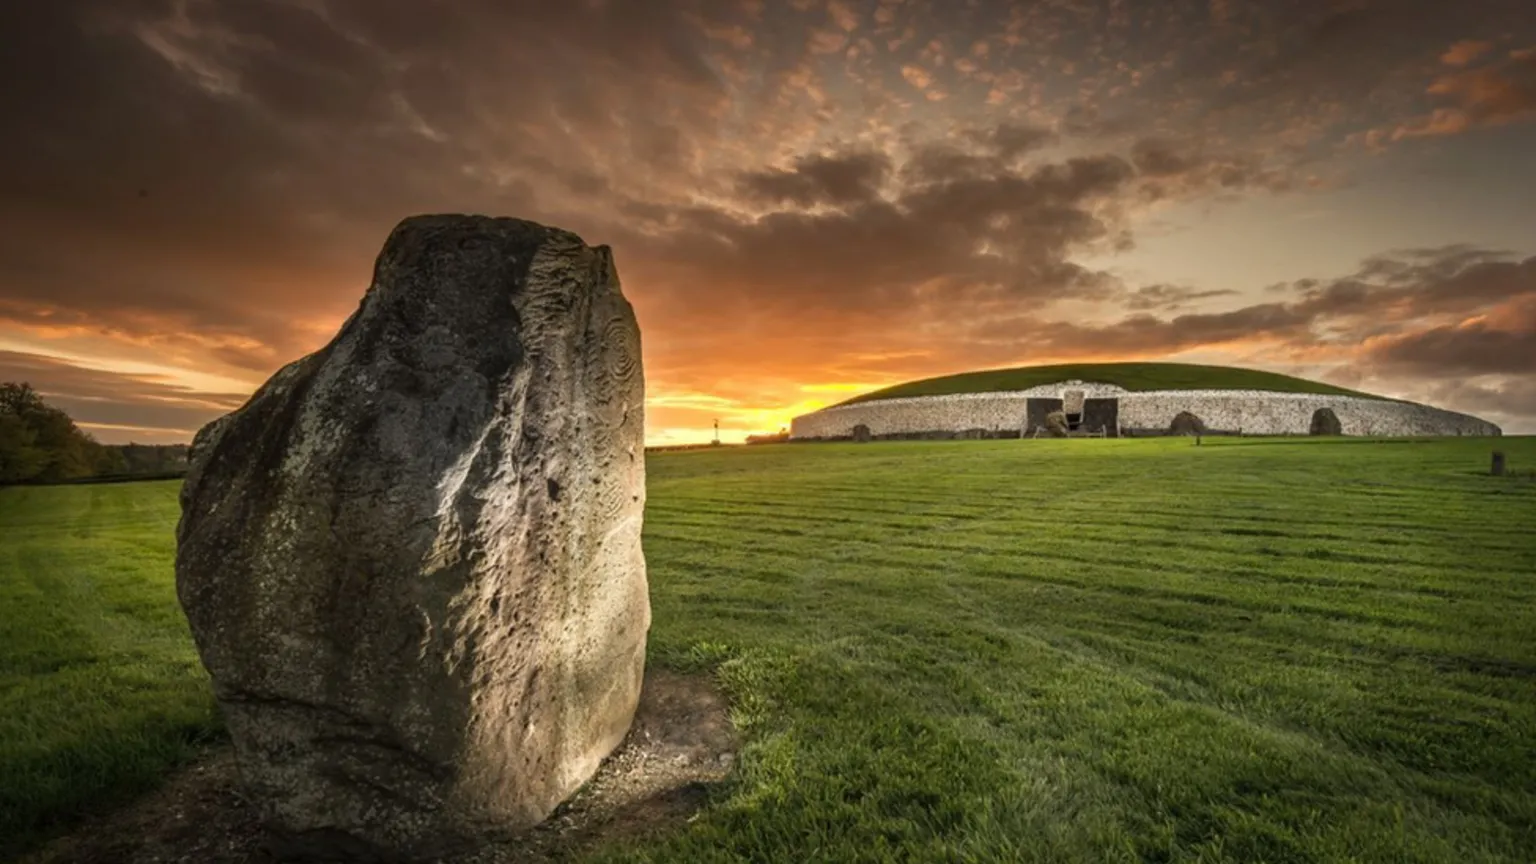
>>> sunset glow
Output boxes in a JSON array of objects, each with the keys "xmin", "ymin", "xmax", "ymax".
[{"xmin": 2, "ymin": 1, "xmax": 1533, "ymax": 441}]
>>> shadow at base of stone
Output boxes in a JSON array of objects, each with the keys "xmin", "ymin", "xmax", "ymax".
[{"xmin": 21, "ymin": 670, "xmax": 737, "ymax": 864}]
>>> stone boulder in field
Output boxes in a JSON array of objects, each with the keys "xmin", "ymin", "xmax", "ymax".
[
  {"xmin": 1310, "ymin": 406, "xmax": 1343, "ymax": 436},
  {"xmin": 1169, "ymin": 411, "xmax": 1206, "ymax": 436},
  {"xmin": 175, "ymin": 215, "xmax": 650, "ymax": 861},
  {"xmin": 1044, "ymin": 410, "xmax": 1069, "ymax": 437}
]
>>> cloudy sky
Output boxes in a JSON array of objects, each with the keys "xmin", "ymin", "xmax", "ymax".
[{"xmin": 2, "ymin": 0, "xmax": 1534, "ymax": 444}]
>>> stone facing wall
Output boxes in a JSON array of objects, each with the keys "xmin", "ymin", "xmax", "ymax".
[{"xmin": 790, "ymin": 383, "xmax": 1501, "ymax": 439}]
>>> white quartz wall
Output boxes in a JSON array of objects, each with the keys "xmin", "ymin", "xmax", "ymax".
[
  {"xmin": 1117, "ymin": 391, "xmax": 1499, "ymax": 436},
  {"xmin": 789, "ymin": 388, "xmax": 1500, "ymax": 438}
]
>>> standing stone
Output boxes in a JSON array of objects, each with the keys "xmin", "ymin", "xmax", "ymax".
[
  {"xmin": 1492, "ymin": 451, "xmax": 1506, "ymax": 476},
  {"xmin": 175, "ymin": 215, "xmax": 649, "ymax": 861},
  {"xmin": 1310, "ymin": 406, "xmax": 1343, "ymax": 436},
  {"xmin": 1168, "ymin": 411, "xmax": 1206, "ymax": 436},
  {"xmin": 1044, "ymin": 411, "xmax": 1070, "ymax": 438},
  {"xmin": 852, "ymin": 423, "xmax": 872, "ymax": 443}
]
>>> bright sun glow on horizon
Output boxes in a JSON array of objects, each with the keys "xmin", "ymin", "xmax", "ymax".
[{"xmin": 1, "ymin": 1, "xmax": 1533, "ymax": 446}]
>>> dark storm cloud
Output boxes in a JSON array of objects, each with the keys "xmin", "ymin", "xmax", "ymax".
[
  {"xmin": 1141, "ymin": 0, "xmax": 1536, "ymax": 162},
  {"xmin": 1293, "ymin": 249, "xmax": 1536, "ymax": 321},
  {"xmin": 1193, "ymin": 0, "xmax": 1530, "ymax": 105},
  {"xmin": 1125, "ymin": 137, "xmax": 1296, "ymax": 202},
  {"xmin": 1423, "ymin": 377, "xmax": 1536, "ymax": 419},
  {"xmin": 896, "ymin": 122, "xmax": 1060, "ymax": 186},
  {"xmin": 650, "ymin": 150, "xmax": 1136, "ymax": 317},
  {"xmin": 1129, "ymin": 138, "xmax": 1198, "ymax": 177},
  {"xmin": 2, "ymin": 0, "xmax": 1535, "ymax": 439},
  {"xmin": 1388, "ymin": 47, "xmax": 1536, "ymax": 139},
  {"xmin": 964, "ymin": 123, "xmax": 1058, "ymax": 161},
  {"xmin": 736, "ymin": 151, "xmax": 893, "ymax": 207},
  {"xmin": 1124, "ymin": 284, "xmax": 1240, "ymax": 312},
  {"xmin": 1031, "ymin": 303, "xmax": 1315, "ymax": 356},
  {"xmin": 0, "ymin": 0, "xmax": 741, "ymax": 354},
  {"xmin": 945, "ymin": 246, "xmax": 1536, "ymax": 377},
  {"xmin": 1367, "ymin": 323, "xmax": 1536, "ymax": 377}
]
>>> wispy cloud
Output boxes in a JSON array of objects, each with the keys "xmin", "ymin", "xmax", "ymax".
[{"xmin": 1, "ymin": 0, "xmax": 1533, "ymax": 440}]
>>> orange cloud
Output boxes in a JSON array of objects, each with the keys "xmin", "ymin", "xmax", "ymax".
[
  {"xmin": 1373, "ymin": 47, "xmax": 1536, "ymax": 142},
  {"xmin": 5, "ymin": 0, "xmax": 1536, "ymax": 443},
  {"xmin": 1441, "ymin": 40, "xmax": 1493, "ymax": 67},
  {"xmin": 899, "ymin": 63, "xmax": 931, "ymax": 89}
]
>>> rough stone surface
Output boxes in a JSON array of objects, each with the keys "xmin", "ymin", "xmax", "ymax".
[
  {"xmin": 174, "ymin": 215, "xmax": 649, "ymax": 862},
  {"xmin": 1044, "ymin": 411, "xmax": 1069, "ymax": 437},
  {"xmin": 1062, "ymin": 389, "xmax": 1086, "ymax": 415},
  {"xmin": 790, "ymin": 383, "xmax": 1501, "ymax": 439},
  {"xmin": 1169, "ymin": 411, "xmax": 1207, "ymax": 436}
]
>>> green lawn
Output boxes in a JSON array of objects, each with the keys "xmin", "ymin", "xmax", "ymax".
[
  {"xmin": 0, "ymin": 481, "xmax": 219, "ymax": 859},
  {"xmin": 5, "ymin": 437, "xmax": 1536, "ymax": 862},
  {"xmin": 833, "ymin": 361, "xmax": 1387, "ymax": 406}
]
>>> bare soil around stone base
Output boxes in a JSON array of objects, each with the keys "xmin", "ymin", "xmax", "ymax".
[{"xmin": 20, "ymin": 670, "xmax": 736, "ymax": 864}]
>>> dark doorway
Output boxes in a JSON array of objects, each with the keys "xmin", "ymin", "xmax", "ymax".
[
  {"xmin": 1082, "ymin": 398, "xmax": 1119, "ymax": 437},
  {"xmin": 1024, "ymin": 398, "xmax": 1063, "ymax": 435},
  {"xmin": 1310, "ymin": 407, "xmax": 1342, "ymax": 436}
]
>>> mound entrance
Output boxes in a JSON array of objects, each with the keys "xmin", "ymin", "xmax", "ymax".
[{"xmin": 1024, "ymin": 389, "xmax": 1120, "ymax": 437}]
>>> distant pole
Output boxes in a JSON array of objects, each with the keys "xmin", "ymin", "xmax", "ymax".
[
  {"xmin": 713, "ymin": 419, "xmax": 720, "ymax": 446},
  {"xmin": 1492, "ymin": 451, "xmax": 1506, "ymax": 476}
]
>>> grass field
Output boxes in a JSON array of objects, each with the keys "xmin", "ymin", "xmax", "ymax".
[
  {"xmin": 4, "ymin": 437, "xmax": 1536, "ymax": 862},
  {"xmin": 834, "ymin": 361, "xmax": 1386, "ymax": 406},
  {"xmin": 0, "ymin": 481, "xmax": 219, "ymax": 858}
]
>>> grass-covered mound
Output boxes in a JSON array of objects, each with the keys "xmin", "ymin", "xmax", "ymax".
[{"xmin": 834, "ymin": 361, "xmax": 1384, "ymax": 406}]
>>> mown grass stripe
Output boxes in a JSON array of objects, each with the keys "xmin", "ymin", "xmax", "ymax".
[{"xmin": 6, "ymin": 438, "xmax": 1536, "ymax": 862}]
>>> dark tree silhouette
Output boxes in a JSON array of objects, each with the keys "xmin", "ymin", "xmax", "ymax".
[{"xmin": 0, "ymin": 383, "xmax": 125, "ymax": 483}]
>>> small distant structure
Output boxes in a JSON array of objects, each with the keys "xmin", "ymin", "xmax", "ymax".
[
  {"xmin": 1310, "ymin": 407, "xmax": 1343, "ymax": 436},
  {"xmin": 746, "ymin": 426, "xmax": 791, "ymax": 445},
  {"xmin": 712, "ymin": 418, "xmax": 721, "ymax": 447}
]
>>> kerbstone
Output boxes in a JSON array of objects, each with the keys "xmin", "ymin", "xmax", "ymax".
[{"xmin": 175, "ymin": 214, "xmax": 649, "ymax": 862}]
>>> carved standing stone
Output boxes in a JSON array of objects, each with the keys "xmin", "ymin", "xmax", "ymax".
[
  {"xmin": 1169, "ymin": 411, "xmax": 1206, "ymax": 436},
  {"xmin": 1310, "ymin": 406, "xmax": 1343, "ymax": 436},
  {"xmin": 175, "ymin": 215, "xmax": 649, "ymax": 861},
  {"xmin": 1044, "ymin": 411, "xmax": 1070, "ymax": 437}
]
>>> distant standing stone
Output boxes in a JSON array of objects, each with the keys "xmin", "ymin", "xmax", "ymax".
[
  {"xmin": 1492, "ymin": 451, "xmax": 1506, "ymax": 476},
  {"xmin": 1309, "ymin": 406, "xmax": 1343, "ymax": 436},
  {"xmin": 175, "ymin": 215, "xmax": 650, "ymax": 861},
  {"xmin": 852, "ymin": 423, "xmax": 872, "ymax": 443},
  {"xmin": 1168, "ymin": 411, "xmax": 1206, "ymax": 437}
]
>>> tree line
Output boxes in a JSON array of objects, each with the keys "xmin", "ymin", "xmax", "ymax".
[{"xmin": 0, "ymin": 382, "xmax": 190, "ymax": 485}]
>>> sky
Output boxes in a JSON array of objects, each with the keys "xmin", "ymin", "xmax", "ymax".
[{"xmin": 1, "ymin": 0, "xmax": 1534, "ymax": 445}]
